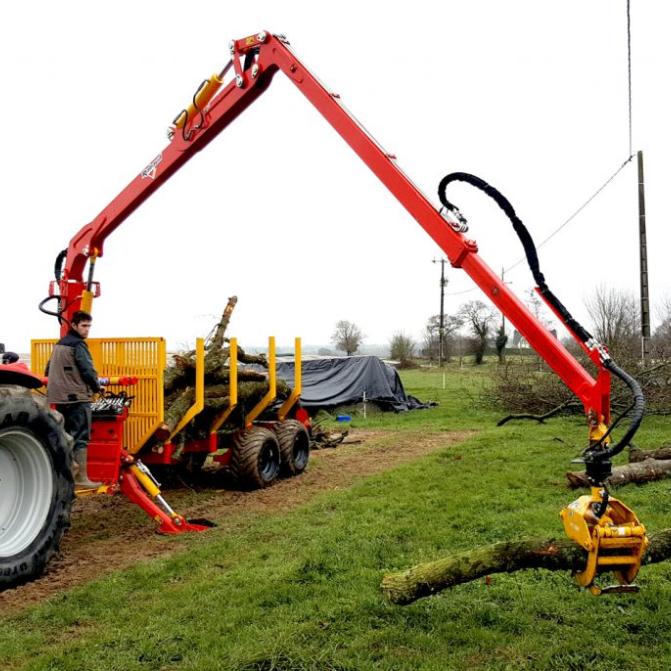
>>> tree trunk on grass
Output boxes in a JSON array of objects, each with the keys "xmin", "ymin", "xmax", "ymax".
[
  {"xmin": 381, "ymin": 529, "xmax": 671, "ymax": 605},
  {"xmin": 629, "ymin": 445, "xmax": 671, "ymax": 462},
  {"xmin": 566, "ymin": 459, "xmax": 671, "ymax": 488}
]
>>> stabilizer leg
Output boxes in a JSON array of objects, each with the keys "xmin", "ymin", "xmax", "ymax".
[{"xmin": 119, "ymin": 459, "xmax": 211, "ymax": 534}]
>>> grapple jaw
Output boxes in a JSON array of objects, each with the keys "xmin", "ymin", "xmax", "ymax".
[{"xmin": 560, "ymin": 487, "xmax": 648, "ymax": 595}]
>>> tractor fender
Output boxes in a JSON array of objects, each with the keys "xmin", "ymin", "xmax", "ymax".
[{"xmin": 0, "ymin": 363, "xmax": 46, "ymax": 389}]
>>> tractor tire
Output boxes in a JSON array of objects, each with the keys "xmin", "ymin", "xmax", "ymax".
[
  {"xmin": 230, "ymin": 426, "xmax": 280, "ymax": 489},
  {"xmin": 0, "ymin": 388, "xmax": 74, "ymax": 590},
  {"xmin": 275, "ymin": 419, "xmax": 310, "ymax": 477}
]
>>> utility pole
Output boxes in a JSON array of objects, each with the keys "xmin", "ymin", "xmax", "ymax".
[
  {"xmin": 638, "ymin": 150, "xmax": 650, "ymax": 363},
  {"xmin": 432, "ymin": 258, "xmax": 448, "ymax": 367}
]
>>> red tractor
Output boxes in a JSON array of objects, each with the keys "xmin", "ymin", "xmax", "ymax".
[
  {"xmin": 0, "ymin": 360, "xmax": 73, "ymax": 586},
  {"xmin": 0, "ymin": 31, "xmax": 645, "ymax": 595}
]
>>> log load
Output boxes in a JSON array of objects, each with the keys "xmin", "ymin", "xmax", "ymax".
[{"xmin": 157, "ymin": 297, "xmax": 293, "ymax": 440}]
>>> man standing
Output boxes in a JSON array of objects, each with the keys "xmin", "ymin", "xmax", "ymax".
[{"xmin": 46, "ymin": 310, "xmax": 101, "ymax": 487}]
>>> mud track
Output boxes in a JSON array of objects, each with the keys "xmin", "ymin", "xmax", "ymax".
[{"xmin": 0, "ymin": 430, "xmax": 471, "ymax": 614}]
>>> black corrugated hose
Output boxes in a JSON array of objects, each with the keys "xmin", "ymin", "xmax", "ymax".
[{"xmin": 437, "ymin": 172, "xmax": 644, "ymax": 460}]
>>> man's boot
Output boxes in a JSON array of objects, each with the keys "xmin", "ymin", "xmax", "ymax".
[{"xmin": 73, "ymin": 449, "xmax": 102, "ymax": 488}]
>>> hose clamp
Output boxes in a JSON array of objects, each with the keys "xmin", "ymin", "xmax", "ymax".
[
  {"xmin": 439, "ymin": 206, "xmax": 469, "ymax": 233},
  {"xmin": 586, "ymin": 338, "xmax": 611, "ymax": 363}
]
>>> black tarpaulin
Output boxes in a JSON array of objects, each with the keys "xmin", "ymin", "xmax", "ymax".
[{"xmin": 275, "ymin": 356, "xmax": 434, "ymax": 412}]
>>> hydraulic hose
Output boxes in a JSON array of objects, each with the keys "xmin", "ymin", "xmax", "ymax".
[
  {"xmin": 594, "ymin": 487, "xmax": 609, "ymax": 519},
  {"xmin": 438, "ymin": 172, "xmax": 593, "ymax": 343},
  {"xmin": 438, "ymin": 171, "xmax": 645, "ymax": 457},
  {"xmin": 600, "ymin": 359, "xmax": 645, "ymax": 459},
  {"xmin": 54, "ymin": 249, "xmax": 67, "ymax": 281}
]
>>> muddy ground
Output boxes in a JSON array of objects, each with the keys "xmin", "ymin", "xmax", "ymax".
[{"xmin": 0, "ymin": 430, "xmax": 470, "ymax": 614}]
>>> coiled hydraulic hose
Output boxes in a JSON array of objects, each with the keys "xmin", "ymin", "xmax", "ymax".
[
  {"xmin": 37, "ymin": 249, "xmax": 70, "ymax": 326},
  {"xmin": 438, "ymin": 172, "xmax": 644, "ymax": 462}
]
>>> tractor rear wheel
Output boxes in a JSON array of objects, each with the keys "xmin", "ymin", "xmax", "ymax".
[
  {"xmin": 275, "ymin": 420, "xmax": 310, "ymax": 477},
  {"xmin": 0, "ymin": 389, "xmax": 74, "ymax": 590},
  {"xmin": 230, "ymin": 426, "xmax": 281, "ymax": 489}
]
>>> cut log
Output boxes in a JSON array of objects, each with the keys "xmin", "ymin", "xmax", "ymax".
[
  {"xmin": 164, "ymin": 347, "xmax": 266, "ymax": 394},
  {"xmin": 164, "ymin": 387, "xmax": 195, "ymax": 433},
  {"xmin": 381, "ymin": 529, "xmax": 671, "ymax": 605},
  {"xmin": 629, "ymin": 445, "xmax": 671, "ymax": 462},
  {"xmin": 207, "ymin": 295, "xmax": 238, "ymax": 352},
  {"xmin": 236, "ymin": 345, "xmax": 267, "ymax": 366},
  {"xmin": 566, "ymin": 458, "xmax": 671, "ymax": 488}
]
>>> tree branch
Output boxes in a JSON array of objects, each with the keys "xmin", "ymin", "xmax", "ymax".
[{"xmin": 497, "ymin": 399, "xmax": 578, "ymax": 426}]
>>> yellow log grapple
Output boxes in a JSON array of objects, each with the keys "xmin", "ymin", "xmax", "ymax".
[{"xmin": 561, "ymin": 486, "xmax": 648, "ymax": 595}]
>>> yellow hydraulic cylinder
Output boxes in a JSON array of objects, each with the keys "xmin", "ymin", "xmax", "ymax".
[
  {"xmin": 129, "ymin": 463, "xmax": 161, "ymax": 498},
  {"xmin": 246, "ymin": 336, "xmax": 276, "ymax": 427},
  {"xmin": 278, "ymin": 337, "xmax": 302, "ymax": 420},
  {"xmin": 80, "ymin": 290, "xmax": 94, "ymax": 314},
  {"xmin": 173, "ymin": 74, "xmax": 224, "ymax": 129},
  {"xmin": 80, "ymin": 250, "xmax": 99, "ymax": 314}
]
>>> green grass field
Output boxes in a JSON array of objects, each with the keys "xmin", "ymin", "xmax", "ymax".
[{"xmin": 2, "ymin": 365, "xmax": 671, "ymax": 671}]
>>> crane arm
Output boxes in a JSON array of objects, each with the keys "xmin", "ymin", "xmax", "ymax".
[{"xmin": 53, "ymin": 30, "xmax": 606, "ymax": 419}]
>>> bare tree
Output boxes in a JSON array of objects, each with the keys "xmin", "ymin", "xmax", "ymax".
[
  {"xmin": 389, "ymin": 332, "xmax": 416, "ymax": 368},
  {"xmin": 331, "ymin": 320, "xmax": 364, "ymax": 356},
  {"xmin": 585, "ymin": 285, "xmax": 639, "ymax": 359},
  {"xmin": 422, "ymin": 314, "xmax": 462, "ymax": 362},
  {"xmin": 458, "ymin": 300, "xmax": 496, "ymax": 364}
]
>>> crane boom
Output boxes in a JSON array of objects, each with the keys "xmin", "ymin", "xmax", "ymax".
[{"xmin": 53, "ymin": 30, "xmax": 607, "ymax": 419}]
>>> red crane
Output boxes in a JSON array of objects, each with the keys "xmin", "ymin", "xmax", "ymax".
[{"xmin": 35, "ymin": 31, "xmax": 645, "ymax": 594}]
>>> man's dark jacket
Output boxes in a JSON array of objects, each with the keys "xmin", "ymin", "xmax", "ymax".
[{"xmin": 46, "ymin": 331, "xmax": 100, "ymax": 404}]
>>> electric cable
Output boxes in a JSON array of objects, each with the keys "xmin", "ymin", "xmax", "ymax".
[{"xmin": 503, "ymin": 155, "xmax": 634, "ymax": 274}]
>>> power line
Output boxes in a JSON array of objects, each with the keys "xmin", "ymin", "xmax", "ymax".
[
  {"xmin": 446, "ymin": 286, "xmax": 478, "ymax": 297},
  {"xmin": 449, "ymin": 3, "xmax": 637, "ymax": 297},
  {"xmin": 503, "ymin": 2, "xmax": 637, "ymax": 275},
  {"xmin": 447, "ymin": 154, "xmax": 634, "ymax": 296},
  {"xmin": 503, "ymin": 155, "xmax": 634, "ymax": 274}
]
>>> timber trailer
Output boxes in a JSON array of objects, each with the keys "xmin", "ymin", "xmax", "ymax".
[{"xmin": 0, "ymin": 31, "xmax": 646, "ymax": 594}]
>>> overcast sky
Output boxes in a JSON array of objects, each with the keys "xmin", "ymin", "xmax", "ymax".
[{"xmin": 2, "ymin": 1, "xmax": 668, "ymax": 353}]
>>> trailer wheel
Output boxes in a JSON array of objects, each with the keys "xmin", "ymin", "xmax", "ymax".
[
  {"xmin": 275, "ymin": 420, "xmax": 310, "ymax": 477},
  {"xmin": 0, "ymin": 390, "xmax": 74, "ymax": 590},
  {"xmin": 230, "ymin": 427, "xmax": 280, "ymax": 489}
]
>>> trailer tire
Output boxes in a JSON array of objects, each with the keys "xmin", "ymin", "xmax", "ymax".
[
  {"xmin": 230, "ymin": 427, "xmax": 280, "ymax": 489},
  {"xmin": 0, "ymin": 389, "xmax": 74, "ymax": 590},
  {"xmin": 275, "ymin": 420, "xmax": 310, "ymax": 477}
]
